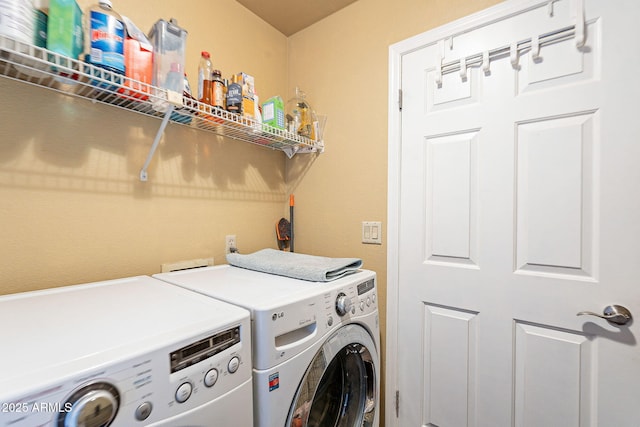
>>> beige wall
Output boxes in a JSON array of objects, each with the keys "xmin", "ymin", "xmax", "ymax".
[{"xmin": 0, "ymin": 0, "xmax": 289, "ymax": 294}]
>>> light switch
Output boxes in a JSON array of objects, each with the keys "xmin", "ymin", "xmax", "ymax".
[{"xmin": 362, "ymin": 221, "xmax": 382, "ymax": 245}]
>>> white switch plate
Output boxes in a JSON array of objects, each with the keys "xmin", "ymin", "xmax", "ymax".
[{"xmin": 362, "ymin": 221, "xmax": 382, "ymax": 244}]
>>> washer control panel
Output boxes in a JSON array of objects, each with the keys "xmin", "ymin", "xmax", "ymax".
[
  {"xmin": 329, "ymin": 277, "xmax": 377, "ymax": 322},
  {"xmin": 251, "ymin": 271, "xmax": 376, "ymax": 370}
]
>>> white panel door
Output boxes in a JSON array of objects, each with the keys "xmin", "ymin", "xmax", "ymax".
[{"xmin": 392, "ymin": 1, "xmax": 640, "ymax": 426}]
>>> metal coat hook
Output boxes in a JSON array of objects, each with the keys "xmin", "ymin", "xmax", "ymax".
[
  {"xmin": 548, "ymin": 0, "xmax": 557, "ymax": 16},
  {"xmin": 574, "ymin": 0, "xmax": 586, "ymax": 48},
  {"xmin": 459, "ymin": 57, "xmax": 468, "ymax": 80},
  {"xmin": 435, "ymin": 40, "xmax": 445, "ymax": 86},
  {"xmin": 482, "ymin": 51, "xmax": 490, "ymax": 74},
  {"xmin": 510, "ymin": 42, "xmax": 519, "ymax": 68},
  {"xmin": 435, "ymin": 57, "xmax": 443, "ymax": 86},
  {"xmin": 531, "ymin": 35, "xmax": 541, "ymax": 61}
]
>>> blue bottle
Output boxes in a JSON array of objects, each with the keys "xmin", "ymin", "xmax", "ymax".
[{"xmin": 84, "ymin": 0, "xmax": 125, "ymax": 74}]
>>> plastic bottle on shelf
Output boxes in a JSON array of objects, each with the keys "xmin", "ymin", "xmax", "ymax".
[
  {"xmin": 198, "ymin": 51, "xmax": 213, "ymax": 104},
  {"xmin": 226, "ymin": 75, "xmax": 242, "ymax": 115},
  {"xmin": 83, "ymin": 0, "xmax": 125, "ymax": 74},
  {"xmin": 252, "ymin": 90, "xmax": 262, "ymax": 133},
  {"xmin": 184, "ymin": 73, "xmax": 193, "ymax": 97},
  {"xmin": 165, "ymin": 62, "xmax": 183, "ymax": 93},
  {"xmin": 195, "ymin": 51, "xmax": 215, "ymax": 127},
  {"xmin": 206, "ymin": 69, "xmax": 225, "ymax": 126},
  {"xmin": 223, "ymin": 78, "xmax": 228, "ymax": 106},
  {"xmin": 211, "ymin": 69, "xmax": 225, "ymax": 109},
  {"xmin": 170, "ymin": 72, "xmax": 194, "ymax": 124},
  {"xmin": 254, "ymin": 91, "xmax": 261, "ymax": 123}
]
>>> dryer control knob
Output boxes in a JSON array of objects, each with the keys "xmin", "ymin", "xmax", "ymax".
[
  {"xmin": 204, "ymin": 368, "xmax": 219, "ymax": 387},
  {"xmin": 135, "ymin": 402, "xmax": 152, "ymax": 421},
  {"xmin": 335, "ymin": 293, "xmax": 352, "ymax": 316},
  {"xmin": 175, "ymin": 382, "xmax": 192, "ymax": 403},
  {"xmin": 228, "ymin": 356, "xmax": 240, "ymax": 373},
  {"xmin": 61, "ymin": 383, "xmax": 120, "ymax": 427}
]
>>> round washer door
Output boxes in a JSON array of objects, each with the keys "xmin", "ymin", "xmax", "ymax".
[{"xmin": 287, "ymin": 324, "xmax": 377, "ymax": 427}]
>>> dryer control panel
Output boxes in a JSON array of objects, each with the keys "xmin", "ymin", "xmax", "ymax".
[
  {"xmin": 0, "ymin": 275, "xmax": 254, "ymax": 427},
  {"xmin": 170, "ymin": 326, "xmax": 241, "ymax": 373},
  {"xmin": 0, "ymin": 321, "xmax": 251, "ymax": 427}
]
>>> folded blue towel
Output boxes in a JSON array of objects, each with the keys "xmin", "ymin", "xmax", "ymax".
[{"xmin": 226, "ymin": 249, "xmax": 363, "ymax": 282}]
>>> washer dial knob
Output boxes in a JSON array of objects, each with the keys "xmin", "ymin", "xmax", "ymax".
[
  {"xmin": 60, "ymin": 382, "xmax": 120, "ymax": 427},
  {"xmin": 335, "ymin": 292, "xmax": 352, "ymax": 316}
]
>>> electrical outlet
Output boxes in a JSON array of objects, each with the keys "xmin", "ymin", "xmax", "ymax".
[{"xmin": 225, "ymin": 235, "xmax": 237, "ymax": 254}]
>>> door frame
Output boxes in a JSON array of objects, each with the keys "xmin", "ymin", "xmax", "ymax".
[{"xmin": 385, "ymin": 1, "xmax": 560, "ymax": 425}]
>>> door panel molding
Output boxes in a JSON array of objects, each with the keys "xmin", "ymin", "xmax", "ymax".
[
  {"xmin": 423, "ymin": 304, "xmax": 478, "ymax": 427},
  {"xmin": 515, "ymin": 111, "xmax": 599, "ymax": 280},
  {"xmin": 513, "ymin": 321, "xmax": 594, "ymax": 427}
]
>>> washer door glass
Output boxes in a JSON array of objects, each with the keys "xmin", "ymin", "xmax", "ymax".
[{"xmin": 287, "ymin": 324, "xmax": 377, "ymax": 427}]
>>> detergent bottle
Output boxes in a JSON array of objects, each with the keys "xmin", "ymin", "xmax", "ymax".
[{"xmin": 84, "ymin": 0, "xmax": 125, "ymax": 74}]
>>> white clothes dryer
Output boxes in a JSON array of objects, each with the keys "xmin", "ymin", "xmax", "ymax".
[
  {"xmin": 0, "ymin": 276, "xmax": 253, "ymax": 427},
  {"xmin": 154, "ymin": 264, "xmax": 380, "ymax": 427}
]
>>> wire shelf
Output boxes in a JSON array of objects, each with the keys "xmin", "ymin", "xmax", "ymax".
[{"xmin": 0, "ymin": 34, "xmax": 323, "ymax": 167}]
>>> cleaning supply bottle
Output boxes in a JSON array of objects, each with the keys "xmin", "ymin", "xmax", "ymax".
[
  {"xmin": 84, "ymin": 0, "xmax": 125, "ymax": 74},
  {"xmin": 170, "ymin": 72, "xmax": 194, "ymax": 124},
  {"xmin": 184, "ymin": 73, "xmax": 193, "ymax": 97},
  {"xmin": 165, "ymin": 62, "xmax": 183, "ymax": 93}
]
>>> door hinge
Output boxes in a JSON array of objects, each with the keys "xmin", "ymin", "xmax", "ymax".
[
  {"xmin": 395, "ymin": 390, "xmax": 399, "ymax": 417},
  {"xmin": 398, "ymin": 89, "xmax": 403, "ymax": 111}
]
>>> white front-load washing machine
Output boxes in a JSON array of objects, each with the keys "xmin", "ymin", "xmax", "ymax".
[
  {"xmin": 0, "ymin": 275, "xmax": 253, "ymax": 427},
  {"xmin": 154, "ymin": 264, "xmax": 380, "ymax": 427}
]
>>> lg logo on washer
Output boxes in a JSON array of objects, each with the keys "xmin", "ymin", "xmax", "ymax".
[{"xmin": 272, "ymin": 311, "xmax": 285, "ymax": 321}]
